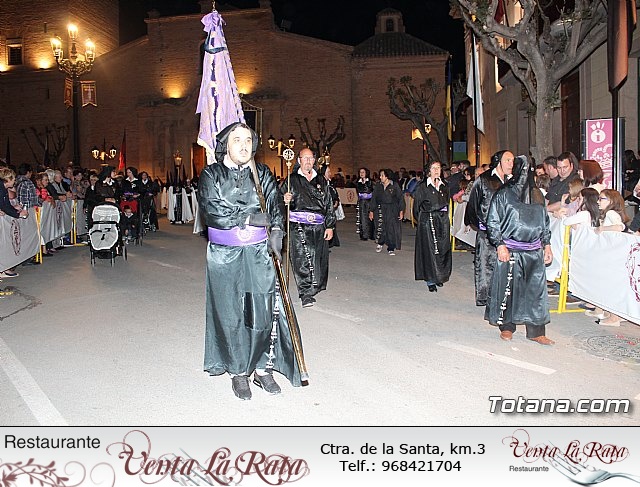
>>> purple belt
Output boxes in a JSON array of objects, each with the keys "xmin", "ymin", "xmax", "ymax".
[
  {"xmin": 504, "ymin": 238, "xmax": 542, "ymax": 251},
  {"xmin": 478, "ymin": 222, "xmax": 487, "ymax": 231},
  {"xmin": 208, "ymin": 225, "xmax": 267, "ymax": 246},
  {"xmin": 440, "ymin": 206, "xmax": 448, "ymax": 212},
  {"xmin": 358, "ymin": 193, "xmax": 373, "ymax": 200},
  {"xmin": 289, "ymin": 211, "xmax": 325, "ymax": 225}
]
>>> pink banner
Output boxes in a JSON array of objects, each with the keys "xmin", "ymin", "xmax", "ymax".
[{"xmin": 584, "ymin": 118, "xmax": 613, "ymax": 189}]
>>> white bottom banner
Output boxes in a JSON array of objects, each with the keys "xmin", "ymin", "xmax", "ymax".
[{"xmin": 0, "ymin": 427, "xmax": 637, "ymax": 486}]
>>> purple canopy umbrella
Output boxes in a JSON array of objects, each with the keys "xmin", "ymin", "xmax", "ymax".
[{"xmin": 196, "ymin": 9, "xmax": 245, "ymax": 165}]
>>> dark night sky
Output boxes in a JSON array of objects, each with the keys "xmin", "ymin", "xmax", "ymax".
[{"xmin": 119, "ymin": 0, "xmax": 465, "ymax": 75}]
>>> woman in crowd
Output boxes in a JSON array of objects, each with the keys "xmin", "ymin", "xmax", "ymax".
[
  {"xmin": 623, "ymin": 149, "xmax": 640, "ymax": 193},
  {"xmin": 369, "ymin": 168, "xmax": 404, "ymax": 256},
  {"xmin": 95, "ymin": 165, "xmax": 121, "ymax": 205},
  {"xmin": 355, "ymin": 167, "xmax": 374, "ymax": 241},
  {"xmin": 413, "ymin": 160, "xmax": 452, "ymax": 292},
  {"xmin": 84, "ymin": 172, "xmax": 101, "ymax": 227},
  {"xmin": 578, "ymin": 159, "xmax": 605, "ymax": 193}
]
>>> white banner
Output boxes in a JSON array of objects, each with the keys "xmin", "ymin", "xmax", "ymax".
[
  {"xmin": 0, "ymin": 208, "xmax": 39, "ymax": 271},
  {"xmin": 39, "ymin": 200, "xmax": 73, "ymax": 244},
  {"xmin": 545, "ymin": 215, "xmax": 564, "ymax": 282},
  {"xmin": 452, "ymin": 201, "xmax": 476, "ymax": 247},
  {"xmin": 568, "ymin": 225, "xmax": 640, "ymax": 324},
  {"xmin": 336, "ymin": 188, "xmax": 357, "ymax": 206}
]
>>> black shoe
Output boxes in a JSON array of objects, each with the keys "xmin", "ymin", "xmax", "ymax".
[
  {"xmin": 302, "ymin": 296, "xmax": 314, "ymax": 307},
  {"xmin": 436, "ymin": 283, "xmax": 443, "ymax": 287},
  {"xmin": 231, "ymin": 375, "xmax": 251, "ymax": 400},
  {"xmin": 253, "ymin": 372, "xmax": 281, "ymax": 395},
  {"xmin": 428, "ymin": 284, "xmax": 437, "ymax": 292},
  {"xmin": 21, "ymin": 259, "xmax": 39, "ymax": 266}
]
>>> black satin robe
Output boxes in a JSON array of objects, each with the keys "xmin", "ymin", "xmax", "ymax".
[
  {"xmin": 413, "ymin": 180, "xmax": 452, "ymax": 284},
  {"xmin": 371, "ymin": 181, "xmax": 405, "ymax": 250},
  {"xmin": 284, "ymin": 170, "xmax": 336, "ymax": 299},
  {"xmin": 355, "ymin": 179, "xmax": 374, "ymax": 240},
  {"xmin": 464, "ymin": 171, "xmax": 505, "ymax": 305},
  {"xmin": 484, "ymin": 186, "xmax": 551, "ymax": 329},
  {"xmin": 198, "ymin": 162, "xmax": 303, "ymax": 386}
]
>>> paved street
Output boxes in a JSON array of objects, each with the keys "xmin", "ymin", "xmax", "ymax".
[{"xmin": 1, "ymin": 208, "xmax": 639, "ymax": 426}]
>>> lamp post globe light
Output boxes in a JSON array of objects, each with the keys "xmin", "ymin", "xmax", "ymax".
[
  {"xmin": 51, "ymin": 24, "xmax": 95, "ymax": 167},
  {"xmin": 91, "ymin": 140, "xmax": 117, "ymax": 162}
]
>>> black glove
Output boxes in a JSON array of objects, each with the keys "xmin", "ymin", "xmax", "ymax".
[
  {"xmin": 248, "ymin": 212, "xmax": 271, "ymax": 227},
  {"xmin": 268, "ymin": 228, "xmax": 284, "ymax": 261}
]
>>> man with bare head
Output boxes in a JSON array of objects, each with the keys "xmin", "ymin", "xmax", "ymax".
[{"xmin": 283, "ymin": 147, "xmax": 336, "ymax": 307}]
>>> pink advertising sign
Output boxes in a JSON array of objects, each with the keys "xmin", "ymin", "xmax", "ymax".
[{"xmin": 584, "ymin": 118, "xmax": 613, "ymax": 188}]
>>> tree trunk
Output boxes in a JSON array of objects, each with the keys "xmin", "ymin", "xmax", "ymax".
[{"xmin": 533, "ymin": 83, "xmax": 556, "ymax": 166}]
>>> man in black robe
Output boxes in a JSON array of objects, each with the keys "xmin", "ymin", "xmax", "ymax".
[
  {"xmin": 464, "ymin": 150, "xmax": 514, "ymax": 306},
  {"xmin": 485, "ymin": 156, "xmax": 554, "ymax": 345},
  {"xmin": 198, "ymin": 122, "xmax": 304, "ymax": 400},
  {"xmin": 283, "ymin": 148, "xmax": 336, "ymax": 308}
]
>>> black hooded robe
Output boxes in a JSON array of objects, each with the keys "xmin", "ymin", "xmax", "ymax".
[
  {"xmin": 355, "ymin": 179, "xmax": 374, "ymax": 240},
  {"xmin": 199, "ymin": 123, "xmax": 304, "ymax": 386},
  {"xmin": 464, "ymin": 171, "xmax": 506, "ymax": 306},
  {"xmin": 284, "ymin": 169, "xmax": 336, "ymax": 300},
  {"xmin": 413, "ymin": 179, "xmax": 452, "ymax": 284},
  {"xmin": 484, "ymin": 158, "xmax": 551, "ymax": 335},
  {"xmin": 371, "ymin": 181, "xmax": 405, "ymax": 251}
]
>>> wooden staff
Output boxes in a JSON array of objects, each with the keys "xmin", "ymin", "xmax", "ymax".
[{"xmin": 246, "ymin": 157, "xmax": 309, "ymax": 383}]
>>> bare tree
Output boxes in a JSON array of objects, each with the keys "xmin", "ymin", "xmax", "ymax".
[
  {"xmin": 20, "ymin": 124, "xmax": 69, "ymax": 168},
  {"xmin": 451, "ymin": 0, "xmax": 608, "ymax": 163},
  {"xmin": 387, "ymin": 75, "xmax": 467, "ymax": 166},
  {"xmin": 294, "ymin": 116, "xmax": 346, "ymax": 157}
]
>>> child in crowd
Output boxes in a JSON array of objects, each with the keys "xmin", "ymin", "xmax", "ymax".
[
  {"xmin": 121, "ymin": 205, "xmax": 139, "ymax": 244},
  {"xmin": 555, "ymin": 178, "xmax": 584, "ymax": 218},
  {"xmin": 535, "ymin": 173, "xmax": 550, "ymax": 198}
]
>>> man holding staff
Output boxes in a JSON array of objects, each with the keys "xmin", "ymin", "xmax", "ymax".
[
  {"xmin": 283, "ymin": 148, "xmax": 336, "ymax": 308},
  {"xmin": 198, "ymin": 122, "xmax": 305, "ymax": 400}
]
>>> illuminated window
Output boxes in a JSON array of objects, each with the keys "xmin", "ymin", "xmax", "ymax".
[{"xmin": 8, "ymin": 39, "xmax": 22, "ymax": 66}]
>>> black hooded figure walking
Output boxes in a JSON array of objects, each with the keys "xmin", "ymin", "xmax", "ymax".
[
  {"xmin": 413, "ymin": 160, "xmax": 452, "ymax": 292},
  {"xmin": 485, "ymin": 156, "xmax": 555, "ymax": 346},
  {"xmin": 355, "ymin": 167, "xmax": 375, "ymax": 240},
  {"xmin": 198, "ymin": 122, "xmax": 305, "ymax": 400}
]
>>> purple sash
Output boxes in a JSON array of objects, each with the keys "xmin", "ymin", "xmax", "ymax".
[
  {"xmin": 208, "ymin": 225, "xmax": 268, "ymax": 246},
  {"xmin": 358, "ymin": 193, "xmax": 373, "ymax": 200},
  {"xmin": 439, "ymin": 206, "xmax": 448, "ymax": 212},
  {"xmin": 504, "ymin": 238, "xmax": 542, "ymax": 251},
  {"xmin": 289, "ymin": 211, "xmax": 325, "ymax": 225},
  {"xmin": 478, "ymin": 222, "xmax": 487, "ymax": 231}
]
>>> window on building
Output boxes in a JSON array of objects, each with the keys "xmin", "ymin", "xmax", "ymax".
[
  {"xmin": 8, "ymin": 39, "xmax": 23, "ymax": 66},
  {"xmin": 385, "ymin": 19, "xmax": 395, "ymax": 32}
]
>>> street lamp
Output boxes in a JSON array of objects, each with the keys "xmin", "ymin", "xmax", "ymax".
[
  {"xmin": 91, "ymin": 139, "xmax": 117, "ymax": 162},
  {"xmin": 267, "ymin": 134, "xmax": 295, "ymax": 177},
  {"xmin": 51, "ymin": 23, "xmax": 95, "ymax": 167}
]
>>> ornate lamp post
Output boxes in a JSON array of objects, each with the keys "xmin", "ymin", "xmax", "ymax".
[
  {"xmin": 267, "ymin": 134, "xmax": 296, "ymax": 178},
  {"xmin": 51, "ymin": 24, "xmax": 95, "ymax": 167}
]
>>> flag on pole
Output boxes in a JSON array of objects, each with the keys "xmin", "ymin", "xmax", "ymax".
[
  {"xmin": 446, "ymin": 57, "xmax": 454, "ymax": 141},
  {"xmin": 608, "ymin": 0, "xmax": 637, "ymax": 92},
  {"xmin": 118, "ymin": 129, "xmax": 126, "ymax": 172},
  {"xmin": 466, "ymin": 35, "xmax": 485, "ymax": 133},
  {"xmin": 196, "ymin": 9, "xmax": 245, "ymax": 165}
]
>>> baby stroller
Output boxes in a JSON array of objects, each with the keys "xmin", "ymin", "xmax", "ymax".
[{"xmin": 89, "ymin": 204, "xmax": 127, "ymax": 266}]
